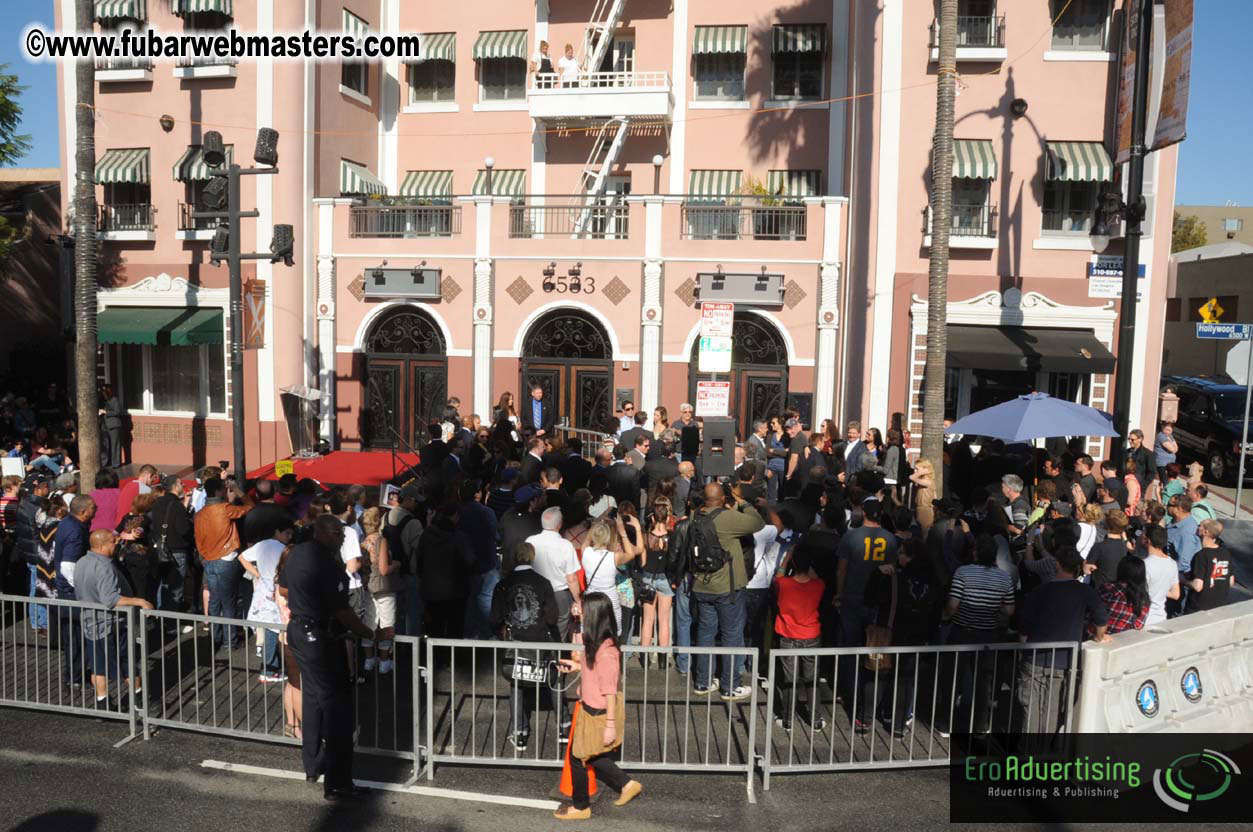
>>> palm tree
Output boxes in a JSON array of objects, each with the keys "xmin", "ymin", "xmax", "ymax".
[
  {"xmin": 921, "ymin": 0, "xmax": 958, "ymax": 499},
  {"xmin": 73, "ymin": 0, "xmax": 100, "ymax": 493}
]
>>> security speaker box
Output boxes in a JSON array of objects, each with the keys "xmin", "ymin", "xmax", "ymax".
[{"xmin": 700, "ymin": 417, "xmax": 736, "ymax": 478}]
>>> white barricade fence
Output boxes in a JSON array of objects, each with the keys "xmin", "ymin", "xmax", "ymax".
[
  {"xmin": 1074, "ymin": 599, "xmax": 1253, "ymax": 733},
  {"xmin": 424, "ymin": 639, "xmax": 759, "ymax": 800},
  {"xmin": 137, "ymin": 609, "xmax": 422, "ymax": 776},
  {"xmin": 0, "ymin": 592, "xmax": 140, "ymax": 738},
  {"xmin": 761, "ymin": 642, "xmax": 1080, "ymax": 789}
]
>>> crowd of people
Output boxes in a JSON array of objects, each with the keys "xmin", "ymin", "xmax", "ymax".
[{"xmin": 0, "ymin": 379, "xmax": 1242, "ymax": 810}]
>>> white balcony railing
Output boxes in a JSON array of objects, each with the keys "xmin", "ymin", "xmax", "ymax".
[{"xmin": 528, "ymin": 71, "xmax": 674, "ymax": 120}]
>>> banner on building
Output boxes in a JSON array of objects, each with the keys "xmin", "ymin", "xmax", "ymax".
[
  {"xmin": 695, "ymin": 380, "xmax": 731, "ymax": 417},
  {"xmin": 243, "ymin": 280, "xmax": 266, "ymax": 349},
  {"xmin": 697, "ymin": 301, "xmax": 734, "ymax": 373},
  {"xmin": 1116, "ymin": 0, "xmax": 1193, "ymax": 164}
]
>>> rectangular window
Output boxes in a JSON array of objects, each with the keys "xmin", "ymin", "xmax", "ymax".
[
  {"xmin": 480, "ymin": 57, "xmax": 526, "ymax": 101},
  {"xmin": 1224, "ymin": 218, "xmax": 1244, "ymax": 232},
  {"xmin": 181, "ymin": 11, "xmax": 232, "ymax": 28},
  {"xmin": 341, "ymin": 61, "xmax": 368, "ymax": 97},
  {"xmin": 408, "ymin": 59, "xmax": 455, "ymax": 103},
  {"xmin": 101, "ymin": 183, "xmax": 152, "ymax": 231},
  {"xmin": 1051, "ymin": 0, "xmax": 1110, "ymax": 51},
  {"xmin": 1042, "ymin": 180, "xmax": 1099, "ymax": 234},
  {"xmin": 772, "ymin": 51, "xmax": 823, "ymax": 100},
  {"xmin": 108, "ymin": 342, "xmax": 227, "ymax": 416},
  {"xmin": 951, "ymin": 178, "xmax": 992, "ymax": 235},
  {"xmin": 693, "ymin": 52, "xmax": 746, "ymax": 101}
]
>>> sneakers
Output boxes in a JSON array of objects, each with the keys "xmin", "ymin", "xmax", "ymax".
[
  {"xmin": 774, "ymin": 716, "xmax": 794, "ymax": 732},
  {"xmin": 892, "ymin": 725, "xmax": 909, "ymax": 740},
  {"xmin": 853, "ymin": 719, "xmax": 872, "ymax": 735},
  {"xmin": 378, "ymin": 659, "xmax": 394, "ymax": 674},
  {"xmin": 363, "ymin": 657, "xmax": 377, "ymax": 672},
  {"xmin": 509, "ymin": 731, "xmax": 529, "ymax": 752},
  {"xmin": 181, "ymin": 624, "xmax": 195, "ymax": 635},
  {"xmin": 259, "ymin": 672, "xmax": 287, "ymax": 684},
  {"xmin": 720, "ymin": 686, "xmax": 752, "ymax": 702},
  {"xmin": 693, "ymin": 682, "xmax": 719, "ymax": 696},
  {"xmin": 255, "ymin": 644, "xmax": 263, "ymax": 658}
]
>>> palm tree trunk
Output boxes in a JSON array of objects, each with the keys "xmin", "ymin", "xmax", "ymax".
[
  {"xmin": 921, "ymin": 0, "xmax": 958, "ymax": 500},
  {"xmin": 74, "ymin": 0, "xmax": 100, "ymax": 494}
]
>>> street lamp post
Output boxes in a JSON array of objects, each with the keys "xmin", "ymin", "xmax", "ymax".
[{"xmin": 1091, "ymin": 0, "xmax": 1152, "ymax": 472}]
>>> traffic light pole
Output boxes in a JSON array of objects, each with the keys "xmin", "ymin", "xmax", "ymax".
[{"xmin": 1110, "ymin": 0, "xmax": 1152, "ymax": 473}]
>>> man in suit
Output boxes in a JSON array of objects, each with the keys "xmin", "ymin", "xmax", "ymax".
[
  {"xmin": 605, "ymin": 445, "xmax": 641, "ymax": 508},
  {"xmin": 745, "ymin": 420, "xmax": 768, "ymax": 471},
  {"xmin": 518, "ymin": 437, "xmax": 547, "ymax": 485},
  {"xmin": 618, "ymin": 412, "xmax": 653, "ymax": 460},
  {"xmin": 675, "ymin": 461, "xmax": 696, "ymax": 517},
  {"xmin": 558, "ymin": 438, "xmax": 593, "ymax": 494},
  {"xmin": 839, "ymin": 420, "xmax": 868, "ymax": 477},
  {"xmin": 626, "ymin": 434, "xmax": 650, "ymax": 471},
  {"xmin": 539, "ymin": 466, "xmax": 570, "ymax": 517},
  {"xmin": 520, "ymin": 384, "xmax": 555, "ymax": 440},
  {"xmin": 641, "ymin": 439, "xmax": 680, "ymax": 496}
]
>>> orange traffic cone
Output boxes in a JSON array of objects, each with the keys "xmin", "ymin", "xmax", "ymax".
[{"xmin": 558, "ymin": 701, "xmax": 597, "ymax": 799}]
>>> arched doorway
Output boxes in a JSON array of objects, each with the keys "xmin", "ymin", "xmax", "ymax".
[
  {"xmin": 688, "ymin": 312, "xmax": 789, "ymax": 432},
  {"xmin": 363, "ymin": 306, "xmax": 448, "ymax": 449},
  {"xmin": 520, "ymin": 309, "xmax": 613, "ymax": 430}
]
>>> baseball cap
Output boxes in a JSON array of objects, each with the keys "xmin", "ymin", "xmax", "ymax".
[
  {"xmin": 514, "ymin": 484, "xmax": 542, "ymax": 505},
  {"xmin": 500, "ymin": 468, "xmax": 520, "ymax": 484},
  {"xmin": 399, "ymin": 484, "xmax": 423, "ymax": 501}
]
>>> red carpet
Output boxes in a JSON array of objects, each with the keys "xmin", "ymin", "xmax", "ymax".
[{"xmin": 248, "ymin": 450, "xmax": 422, "ymax": 487}]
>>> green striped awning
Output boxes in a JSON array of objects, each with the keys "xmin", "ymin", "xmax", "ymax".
[
  {"xmin": 98, "ymin": 306, "xmax": 223, "ymax": 346},
  {"xmin": 472, "ymin": 169, "xmax": 526, "ymax": 196},
  {"xmin": 95, "ymin": 148, "xmax": 149, "ymax": 185},
  {"xmin": 952, "ymin": 139, "xmax": 997, "ymax": 180},
  {"xmin": 473, "ymin": 30, "xmax": 527, "ymax": 60},
  {"xmin": 94, "ymin": 0, "xmax": 146, "ymax": 22},
  {"xmin": 171, "ymin": 0, "xmax": 232, "ymax": 15},
  {"xmin": 772, "ymin": 24, "xmax": 826, "ymax": 53},
  {"xmin": 1046, "ymin": 141, "xmax": 1113, "ymax": 182},
  {"xmin": 767, "ymin": 169, "xmax": 822, "ymax": 198},
  {"xmin": 399, "ymin": 170, "xmax": 453, "ymax": 198},
  {"xmin": 411, "ymin": 33, "xmax": 455, "ymax": 62},
  {"xmin": 342, "ymin": 8, "xmax": 369, "ymax": 37},
  {"xmin": 340, "ymin": 160, "xmax": 387, "ymax": 196},
  {"xmin": 692, "ymin": 25, "xmax": 748, "ymax": 54},
  {"xmin": 687, "ymin": 169, "xmax": 743, "ymax": 202},
  {"xmin": 172, "ymin": 144, "xmax": 233, "ymax": 182}
]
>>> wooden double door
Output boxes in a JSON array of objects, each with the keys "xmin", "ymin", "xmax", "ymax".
[{"xmin": 521, "ymin": 361, "xmax": 613, "ymax": 431}]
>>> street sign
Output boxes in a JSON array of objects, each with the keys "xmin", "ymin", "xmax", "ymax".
[
  {"xmin": 1198, "ymin": 297, "xmax": 1223, "ymax": 323},
  {"xmin": 274, "ymin": 459, "xmax": 294, "ymax": 477},
  {"xmin": 698, "ymin": 302, "xmax": 734, "ymax": 373},
  {"xmin": 1086, "ymin": 256, "xmax": 1146, "ymax": 300},
  {"xmin": 695, "ymin": 380, "xmax": 731, "ymax": 417},
  {"xmin": 1195, "ymin": 323, "xmax": 1253, "ymax": 340}
]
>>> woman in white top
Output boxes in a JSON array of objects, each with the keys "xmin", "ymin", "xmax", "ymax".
[
  {"xmin": 581, "ymin": 514, "xmax": 640, "ymax": 633},
  {"xmin": 558, "ymin": 43, "xmax": 581, "ymax": 87},
  {"xmin": 1076, "ymin": 503, "xmax": 1104, "ymax": 561},
  {"xmin": 1142, "ymin": 524, "xmax": 1182, "ymax": 626},
  {"xmin": 240, "ymin": 523, "xmax": 294, "ymax": 683}
]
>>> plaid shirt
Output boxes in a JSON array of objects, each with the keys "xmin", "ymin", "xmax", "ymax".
[
  {"xmin": 1091, "ymin": 581, "xmax": 1147, "ymax": 636},
  {"xmin": 0, "ymin": 495, "xmax": 18, "ymax": 533}
]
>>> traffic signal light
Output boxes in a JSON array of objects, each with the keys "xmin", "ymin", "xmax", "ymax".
[
  {"xmin": 201, "ymin": 176, "xmax": 228, "ymax": 210},
  {"xmin": 254, "ymin": 128, "xmax": 279, "ymax": 167},
  {"xmin": 209, "ymin": 224, "xmax": 229, "ymax": 264},
  {"xmin": 270, "ymin": 224, "xmax": 294, "ymax": 266},
  {"xmin": 202, "ymin": 131, "xmax": 226, "ymax": 168}
]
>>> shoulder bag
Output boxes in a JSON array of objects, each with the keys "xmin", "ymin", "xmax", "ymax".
[{"xmin": 570, "ymin": 693, "xmax": 626, "ymax": 761}]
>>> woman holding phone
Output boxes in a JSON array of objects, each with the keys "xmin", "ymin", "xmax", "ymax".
[{"xmin": 554, "ymin": 592, "xmax": 643, "ymax": 820}]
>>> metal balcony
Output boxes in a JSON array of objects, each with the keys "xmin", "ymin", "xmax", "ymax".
[
  {"xmin": 929, "ymin": 15, "xmax": 1008, "ymax": 62},
  {"xmin": 681, "ymin": 201, "xmax": 808, "ymax": 241},
  {"xmin": 509, "ymin": 200, "xmax": 631, "ymax": 240},
  {"xmin": 349, "ymin": 203, "xmax": 462, "ymax": 238},
  {"xmin": 528, "ymin": 71, "xmax": 674, "ymax": 121},
  {"xmin": 923, "ymin": 203, "xmax": 998, "ymax": 249}
]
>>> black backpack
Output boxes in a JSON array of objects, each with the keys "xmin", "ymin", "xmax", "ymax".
[
  {"xmin": 382, "ymin": 511, "xmax": 416, "ymax": 576},
  {"xmin": 687, "ymin": 508, "xmax": 730, "ymax": 574}
]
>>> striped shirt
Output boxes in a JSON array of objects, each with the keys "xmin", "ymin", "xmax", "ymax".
[{"xmin": 948, "ymin": 564, "xmax": 1015, "ymax": 631}]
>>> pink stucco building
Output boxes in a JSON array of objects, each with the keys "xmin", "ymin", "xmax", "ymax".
[{"xmin": 56, "ymin": 0, "xmax": 1173, "ymax": 467}]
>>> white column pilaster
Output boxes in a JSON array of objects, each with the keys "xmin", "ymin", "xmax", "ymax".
[
  {"xmin": 667, "ymin": 0, "xmax": 689, "ymax": 192},
  {"xmin": 472, "ymin": 197, "xmax": 495, "ymax": 417},
  {"xmin": 378, "ymin": 0, "xmax": 400, "ymax": 191},
  {"xmin": 315, "ymin": 200, "xmax": 338, "ymax": 446},
  {"xmin": 256, "ymin": 0, "xmax": 276, "ymax": 422},
  {"xmin": 815, "ymin": 198, "xmax": 844, "ymax": 423},
  {"xmin": 640, "ymin": 197, "xmax": 665, "ymax": 414}
]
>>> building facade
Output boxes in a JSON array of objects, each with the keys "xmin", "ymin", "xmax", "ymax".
[
  {"xmin": 1175, "ymin": 204, "xmax": 1253, "ymax": 248},
  {"xmin": 56, "ymin": 0, "xmax": 1174, "ymax": 468}
]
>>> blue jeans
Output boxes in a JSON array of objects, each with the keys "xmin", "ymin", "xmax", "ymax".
[
  {"xmin": 400, "ymin": 573, "xmax": 423, "ymax": 638},
  {"xmin": 674, "ymin": 575, "xmax": 692, "ymax": 674},
  {"xmin": 27, "ymin": 565, "xmax": 47, "ymax": 630},
  {"xmin": 263, "ymin": 628, "xmax": 281, "ymax": 674},
  {"xmin": 693, "ymin": 589, "xmax": 747, "ymax": 692},
  {"xmin": 203, "ymin": 558, "xmax": 242, "ymax": 648},
  {"xmin": 464, "ymin": 568, "xmax": 500, "ymax": 640},
  {"xmin": 30, "ymin": 455, "xmax": 62, "ymax": 475},
  {"xmin": 156, "ymin": 551, "xmax": 190, "ymax": 611}
]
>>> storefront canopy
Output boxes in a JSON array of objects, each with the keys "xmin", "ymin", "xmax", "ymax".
[
  {"xmin": 399, "ymin": 169, "xmax": 453, "ymax": 198},
  {"xmin": 952, "ymin": 139, "xmax": 997, "ymax": 180},
  {"xmin": 341, "ymin": 8, "xmax": 369, "ymax": 38},
  {"xmin": 1045, "ymin": 141, "xmax": 1113, "ymax": 182},
  {"xmin": 413, "ymin": 32, "xmax": 455, "ymax": 62},
  {"xmin": 772, "ymin": 24, "xmax": 826, "ymax": 53},
  {"xmin": 692, "ymin": 25, "xmax": 748, "ymax": 54},
  {"xmin": 946, "ymin": 324, "xmax": 1115, "ymax": 374},
  {"xmin": 472, "ymin": 168, "xmax": 525, "ymax": 196},
  {"xmin": 94, "ymin": 0, "xmax": 146, "ymax": 22},
  {"xmin": 473, "ymin": 30, "xmax": 527, "ymax": 60},
  {"xmin": 98, "ymin": 306, "xmax": 223, "ymax": 346},
  {"xmin": 767, "ymin": 169, "xmax": 822, "ymax": 198},
  {"xmin": 96, "ymin": 148, "xmax": 150, "ymax": 185},
  {"xmin": 171, "ymin": 0, "xmax": 232, "ymax": 15},
  {"xmin": 172, "ymin": 144, "xmax": 233, "ymax": 182},
  {"xmin": 340, "ymin": 160, "xmax": 387, "ymax": 197}
]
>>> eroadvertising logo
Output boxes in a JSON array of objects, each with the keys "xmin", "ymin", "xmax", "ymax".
[
  {"xmin": 1152, "ymin": 749, "xmax": 1240, "ymax": 813},
  {"xmin": 950, "ymin": 734, "xmax": 1253, "ymax": 823}
]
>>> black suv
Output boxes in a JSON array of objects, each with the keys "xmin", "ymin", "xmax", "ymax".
[{"xmin": 1161, "ymin": 375, "xmax": 1253, "ymax": 484}]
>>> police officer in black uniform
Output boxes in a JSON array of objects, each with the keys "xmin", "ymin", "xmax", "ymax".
[{"xmin": 279, "ymin": 514, "xmax": 373, "ymax": 799}]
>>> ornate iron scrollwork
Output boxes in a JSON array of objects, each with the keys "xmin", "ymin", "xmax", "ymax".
[
  {"xmin": 366, "ymin": 307, "xmax": 447, "ymax": 356},
  {"xmin": 521, "ymin": 311, "xmax": 611, "ymax": 360}
]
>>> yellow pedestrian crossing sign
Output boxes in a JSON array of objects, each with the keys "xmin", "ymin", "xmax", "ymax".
[{"xmin": 1199, "ymin": 297, "xmax": 1224, "ymax": 323}]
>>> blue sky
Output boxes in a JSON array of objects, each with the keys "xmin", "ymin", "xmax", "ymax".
[{"xmin": 1, "ymin": 0, "xmax": 1250, "ymax": 205}]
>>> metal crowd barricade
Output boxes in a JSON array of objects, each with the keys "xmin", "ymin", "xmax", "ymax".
[
  {"xmin": 761, "ymin": 641, "xmax": 1080, "ymax": 789},
  {"xmin": 0, "ymin": 593, "xmax": 139, "ymax": 739},
  {"xmin": 138, "ymin": 609, "xmax": 423, "ymax": 778},
  {"xmin": 424, "ymin": 639, "xmax": 759, "ymax": 801}
]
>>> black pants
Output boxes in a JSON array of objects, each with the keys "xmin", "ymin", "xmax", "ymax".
[
  {"xmin": 287, "ymin": 618, "xmax": 354, "ymax": 792},
  {"xmin": 570, "ymin": 747, "xmax": 630, "ymax": 810},
  {"xmin": 55, "ymin": 605, "xmax": 83, "ymax": 685},
  {"xmin": 424, "ymin": 598, "xmax": 467, "ymax": 641},
  {"xmin": 743, "ymin": 587, "xmax": 771, "ymax": 676}
]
